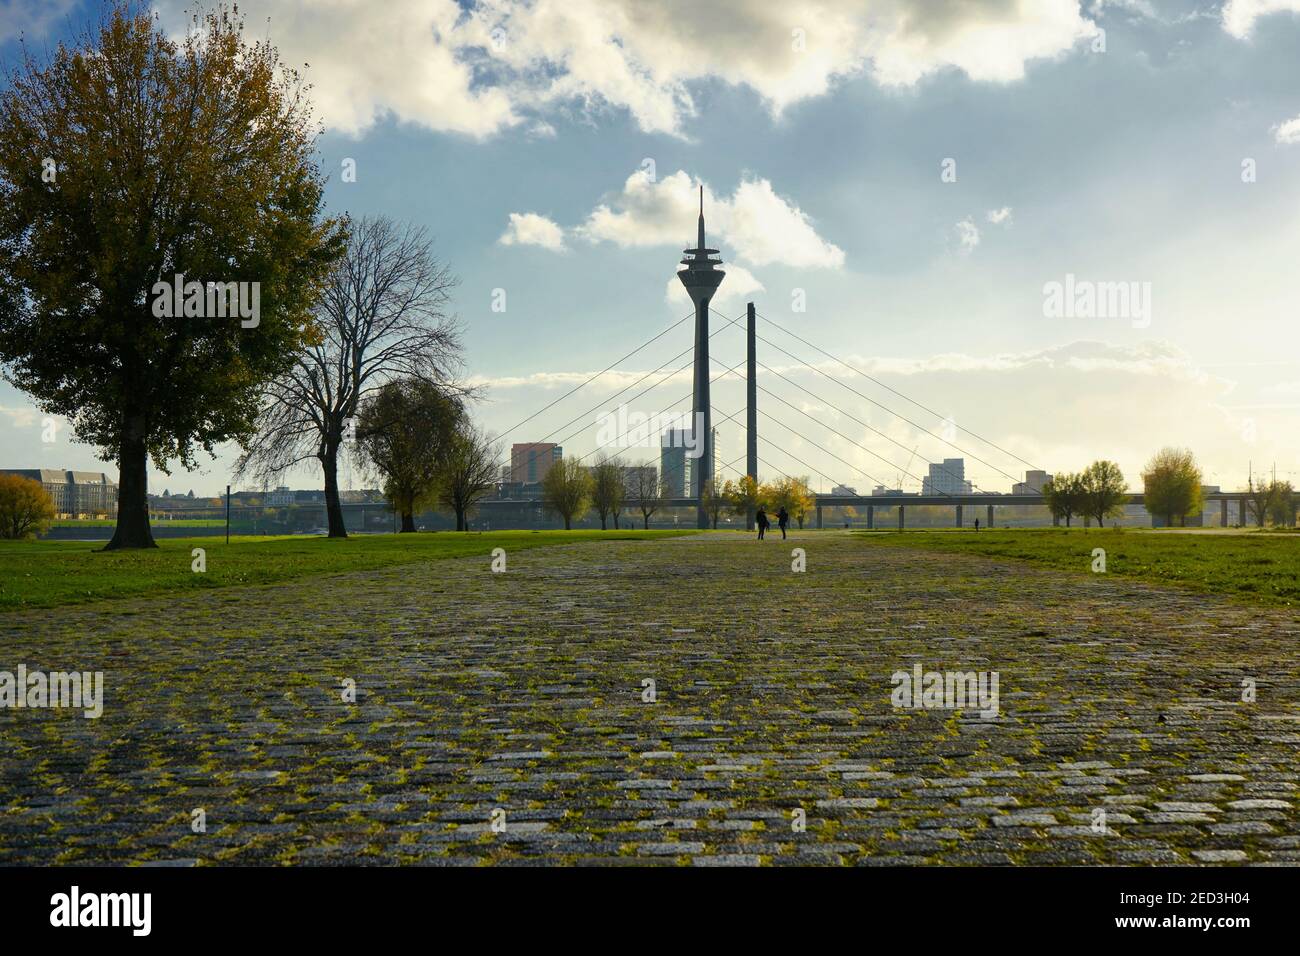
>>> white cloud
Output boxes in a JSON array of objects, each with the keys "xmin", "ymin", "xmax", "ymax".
[
  {"xmin": 1222, "ymin": 0, "xmax": 1300, "ymax": 37},
  {"xmin": 954, "ymin": 218, "xmax": 981, "ymax": 252},
  {"xmin": 986, "ymin": 206, "xmax": 1014, "ymax": 225},
  {"xmin": 1273, "ymin": 113, "xmax": 1300, "ymax": 144},
  {"xmin": 576, "ymin": 169, "xmax": 844, "ymax": 269},
  {"xmin": 155, "ymin": 0, "xmax": 1099, "ymax": 138},
  {"xmin": 498, "ymin": 212, "xmax": 566, "ymax": 251}
]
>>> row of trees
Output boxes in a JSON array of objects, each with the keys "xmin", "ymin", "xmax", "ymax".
[
  {"xmin": 537, "ymin": 459, "xmax": 819, "ymax": 532},
  {"xmin": 542, "ymin": 458, "xmax": 668, "ymax": 531},
  {"xmin": 1244, "ymin": 474, "xmax": 1297, "ymax": 528},
  {"xmin": 1042, "ymin": 460, "xmax": 1128, "ymax": 527},
  {"xmin": 1042, "ymin": 448, "xmax": 1297, "ymax": 529}
]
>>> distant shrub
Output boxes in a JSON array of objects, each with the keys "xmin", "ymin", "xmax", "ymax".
[{"xmin": 0, "ymin": 474, "xmax": 56, "ymax": 539}]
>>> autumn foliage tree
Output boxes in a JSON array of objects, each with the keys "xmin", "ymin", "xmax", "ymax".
[
  {"xmin": 0, "ymin": 473, "xmax": 56, "ymax": 539},
  {"xmin": 0, "ymin": 3, "xmax": 346, "ymax": 548}
]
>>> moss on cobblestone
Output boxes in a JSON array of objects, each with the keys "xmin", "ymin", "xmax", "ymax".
[{"xmin": 2, "ymin": 531, "xmax": 1297, "ymax": 865}]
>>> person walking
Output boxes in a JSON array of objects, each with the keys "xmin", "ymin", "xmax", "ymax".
[
  {"xmin": 755, "ymin": 507, "xmax": 769, "ymax": 540},
  {"xmin": 974, "ymin": 517, "xmax": 980, "ymax": 532},
  {"xmin": 776, "ymin": 506, "xmax": 790, "ymax": 540}
]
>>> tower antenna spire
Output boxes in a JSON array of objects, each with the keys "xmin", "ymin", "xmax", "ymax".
[{"xmin": 697, "ymin": 184, "xmax": 705, "ymax": 250}]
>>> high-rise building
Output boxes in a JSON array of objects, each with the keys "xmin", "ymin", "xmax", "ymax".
[
  {"xmin": 830, "ymin": 484, "xmax": 858, "ymax": 496},
  {"xmin": 660, "ymin": 429, "xmax": 690, "ymax": 497},
  {"xmin": 921, "ymin": 458, "xmax": 972, "ymax": 495},
  {"xmin": 510, "ymin": 443, "xmax": 562, "ymax": 484},
  {"xmin": 1012, "ymin": 470, "xmax": 1053, "ymax": 494}
]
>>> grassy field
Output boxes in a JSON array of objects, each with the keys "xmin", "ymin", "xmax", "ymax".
[
  {"xmin": 0, "ymin": 529, "xmax": 693, "ymax": 611},
  {"xmin": 859, "ymin": 527, "xmax": 1300, "ymax": 606}
]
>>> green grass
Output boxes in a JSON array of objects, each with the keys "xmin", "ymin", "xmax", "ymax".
[
  {"xmin": 859, "ymin": 527, "xmax": 1300, "ymax": 606},
  {"xmin": 0, "ymin": 529, "xmax": 694, "ymax": 611}
]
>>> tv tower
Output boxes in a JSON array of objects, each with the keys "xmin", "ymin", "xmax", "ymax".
[{"xmin": 678, "ymin": 185, "xmax": 725, "ymax": 528}]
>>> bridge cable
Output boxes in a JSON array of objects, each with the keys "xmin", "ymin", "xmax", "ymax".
[{"xmin": 754, "ymin": 309, "xmax": 1042, "ymax": 478}]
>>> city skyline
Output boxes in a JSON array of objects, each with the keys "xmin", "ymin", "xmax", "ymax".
[{"xmin": 2, "ymin": 0, "xmax": 1299, "ymax": 498}]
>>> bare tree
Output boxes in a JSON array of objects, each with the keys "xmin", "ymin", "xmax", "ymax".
[
  {"xmin": 700, "ymin": 477, "xmax": 727, "ymax": 530},
  {"xmin": 1246, "ymin": 474, "xmax": 1278, "ymax": 528},
  {"xmin": 237, "ymin": 216, "xmax": 462, "ymax": 537},
  {"xmin": 589, "ymin": 455, "xmax": 625, "ymax": 530},
  {"xmin": 438, "ymin": 424, "xmax": 500, "ymax": 531},
  {"xmin": 628, "ymin": 462, "xmax": 665, "ymax": 529},
  {"xmin": 542, "ymin": 458, "xmax": 593, "ymax": 530}
]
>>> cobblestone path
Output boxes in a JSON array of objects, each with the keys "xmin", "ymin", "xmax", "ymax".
[{"xmin": 2, "ymin": 532, "xmax": 1297, "ymax": 866}]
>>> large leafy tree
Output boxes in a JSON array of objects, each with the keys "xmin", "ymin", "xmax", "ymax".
[
  {"xmin": 355, "ymin": 378, "xmax": 463, "ymax": 533},
  {"xmin": 237, "ymin": 215, "xmax": 461, "ymax": 538},
  {"xmin": 1080, "ymin": 459, "xmax": 1129, "ymax": 528},
  {"xmin": 0, "ymin": 3, "xmax": 346, "ymax": 548},
  {"xmin": 1142, "ymin": 447, "xmax": 1203, "ymax": 527},
  {"xmin": 1043, "ymin": 471, "xmax": 1086, "ymax": 527}
]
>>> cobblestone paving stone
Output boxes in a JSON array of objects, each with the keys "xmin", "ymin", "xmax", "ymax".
[{"xmin": 1, "ymin": 531, "xmax": 1297, "ymax": 866}]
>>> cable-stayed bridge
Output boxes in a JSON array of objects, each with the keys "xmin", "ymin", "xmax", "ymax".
[{"xmin": 488, "ymin": 193, "xmax": 1275, "ymax": 530}]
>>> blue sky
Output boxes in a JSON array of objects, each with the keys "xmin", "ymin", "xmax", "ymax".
[{"xmin": 2, "ymin": 0, "xmax": 1299, "ymax": 495}]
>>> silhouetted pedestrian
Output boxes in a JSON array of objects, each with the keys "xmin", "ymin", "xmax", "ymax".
[
  {"xmin": 777, "ymin": 506, "xmax": 789, "ymax": 539},
  {"xmin": 974, "ymin": 518, "xmax": 980, "ymax": 532},
  {"xmin": 756, "ymin": 507, "xmax": 769, "ymax": 540}
]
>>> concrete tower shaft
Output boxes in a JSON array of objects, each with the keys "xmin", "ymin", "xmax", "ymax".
[{"xmin": 677, "ymin": 186, "xmax": 725, "ymax": 528}]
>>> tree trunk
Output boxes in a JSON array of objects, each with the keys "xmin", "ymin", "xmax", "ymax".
[
  {"xmin": 400, "ymin": 511, "xmax": 415, "ymax": 532},
  {"xmin": 455, "ymin": 507, "xmax": 466, "ymax": 532},
  {"xmin": 600, "ymin": 513, "xmax": 607, "ymax": 530},
  {"xmin": 564, "ymin": 515, "xmax": 571, "ymax": 530},
  {"xmin": 104, "ymin": 413, "xmax": 157, "ymax": 550},
  {"xmin": 321, "ymin": 443, "xmax": 347, "ymax": 538},
  {"xmin": 642, "ymin": 514, "xmax": 649, "ymax": 529}
]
